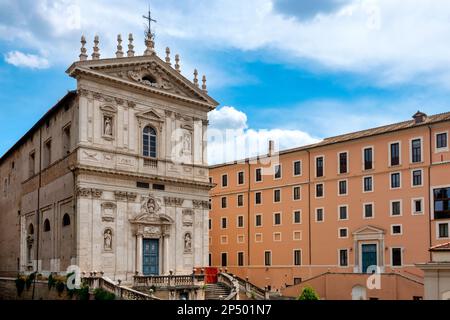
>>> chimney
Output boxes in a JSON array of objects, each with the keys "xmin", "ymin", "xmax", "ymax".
[
  {"xmin": 268, "ymin": 140, "xmax": 275, "ymax": 156},
  {"xmin": 412, "ymin": 110, "xmax": 427, "ymax": 124}
]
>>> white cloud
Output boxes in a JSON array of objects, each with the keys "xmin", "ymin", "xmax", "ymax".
[
  {"xmin": 4, "ymin": 51, "xmax": 49, "ymax": 69},
  {"xmin": 208, "ymin": 106, "xmax": 320, "ymax": 164},
  {"xmin": 2, "ymin": 0, "xmax": 450, "ymax": 88}
]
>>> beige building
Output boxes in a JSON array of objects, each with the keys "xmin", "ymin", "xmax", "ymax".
[
  {"xmin": 417, "ymin": 242, "xmax": 450, "ymax": 300},
  {"xmin": 0, "ymin": 31, "xmax": 218, "ymax": 282}
]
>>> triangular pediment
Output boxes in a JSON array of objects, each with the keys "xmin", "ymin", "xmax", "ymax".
[
  {"xmin": 353, "ymin": 225, "xmax": 385, "ymax": 235},
  {"xmin": 136, "ymin": 109, "xmax": 163, "ymax": 122},
  {"xmin": 66, "ymin": 55, "xmax": 218, "ymax": 108}
]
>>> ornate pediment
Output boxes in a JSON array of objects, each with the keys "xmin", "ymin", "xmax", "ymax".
[
  {"xmin": 69, "ymin": 55, "xmax": 218, "ymax": 107},
  {"xmin": 136, "ymin": 109, "xmax": 163, "ymax": 122},
  {"xmin": 130, "ymin": 194, "xmax": 173, "ymax": 226},
  {"xmin": 352, "ymin": 225, "xmax": 385, "ymax": 236}
]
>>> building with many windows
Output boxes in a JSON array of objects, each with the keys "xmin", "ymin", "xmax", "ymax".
[{"xmin": 209, "ymin": 111, "xmax": 450, "ymax": 299}]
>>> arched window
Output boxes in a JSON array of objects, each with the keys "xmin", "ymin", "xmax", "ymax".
[
  {"xmin": 62, "ymin": 213, "xmax": 70, "ymax": 227},
  {"xmin": 28, "ymin": 224, "xmax": 34, "ymax": 235},
  {"xmin": 44, "ymin": 219, "xmax": 51, "ymax": 232},
  {"xmin": 143, "ymin": 126, "xmax": 157, "ymax": 158}
]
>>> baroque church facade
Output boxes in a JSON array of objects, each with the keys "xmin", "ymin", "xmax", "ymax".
[{"xmin": 0, "ymin": 30, "xmax": 218, "ymax": 282}]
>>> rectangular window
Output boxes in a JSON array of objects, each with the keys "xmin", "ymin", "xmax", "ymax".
[
  {"xmin": 221, "ymin": 217, "xmax": 227, "ymax": 229},
  {"xmin": 208, "ymin": 219, "xmax": 211, "ymax": 230},
  {"xmin": 364, "ymin": 147, "xmax": 373, "ymax": 170},
  {"xmin": 221, "ymin": 197, "xmax": 227, "ymax": 208},
  {"xmin": 339, "ymin": 152, "xmax": 348, "ymax": 174},
  {"xmin": 293, "ymin": 186, "xmax": 301, "ymax": 200},
  {"xmin": 44, "ymin": 139, "xmax": 52, "ymax": 168},
  {"xmin": 294, "ymin": 278, "xmax": 302, "ymax": 285},
  {"xmin": 255, "ymin": 192, "xmax": 262, "ymax": 204},
  {"xmin": 274, "ymin": 164, "xmax": 282, "ymax": 179},
  {"xmin": 316, "ymin": 208, "xmax": 324, "ymax": 222},
  {"xmin": 29, "ymin": 151, "xmax": 35, "ymax": 177},
  {"xmin": 339, "ymin": 206, "xmax": 348, "ymax": 220},
  {"xmin": 390, "ymin": 142, "xmax": 400, "ymax": 166},
  {"xmin": 391, "ymin": 201, "xmax": 401, "ymax": 216},
  {"xmin": 392, "ymin": 225, "xmax": 402, "ymax": 235},
  {"xmin": 255, "ymin": 214, "xmax": 262, "ymax": 227},
  {"xmin": 264, "ymin": 251, "xmax": 272, "ymax": 266},
  {"xmin": 237, "ymin": 216, "xmax": 244, "ymax": 228},
  {"xmin": 63, "ymin": 125, "xmax": 71, "ymax": 155},
  {"xmin": 238, "ymin": 171, "xmax": 244, "ymax": 185},
  {"xmin": 413, "ymin": 199, "xmax": 423, "ymax": 214},
  {"xmin": 434, "ymin": 187, "xmax": 450, "ymax": 219},
  {"xmin": 392, "ymin": 248, "xmax": 402, "ymax": 266},
  {"xmin": 222, "ymin": 174, "xmax": 228, "ymax": 187},
  {"xmin": 411, "ymin": 139, "xmax": 422, "ymax": 163},
  {"xmin": 293, "ymin": 160, "xmax": 301, "ymax": 176},
  {"xmin": 255, "ymin": 168, "xmax": 262, "ymax": 182},
  {"xmin": 339, "ymin": 249, "xmax": 348, "ymax": 267},
  {"xmin": 273, "ymin": 232, "xmax": 281, "ymax": 241},
  {"xmin": 274, "ymin": 213, "xmax": 281, "ymax": 225},
  {"xmin": 293, "ymin": 210, "xmax": 301, "ymax": 224},
  {"xmin": 294, "ymin": 250, "xmax": 302, "ymax": 266},
  {"xmin": 274, "ymin": 189, "xmax": 281, "ymax": 202},
  {"xmin": 436, "ymin": 132, "xmax": 448, "ymax": 149},
  {"xmin": 412, "ymin": 170, "xmax": 422, "ymax": 186},
  {"xmin": 237, "ymin": 252, "xmax": 244, "ymax": 266},
  {"xmin": 136, "ymin": 181, "xmax": 150, "ymax": 189},
  {"xmin": 293, "ymin": 231, "xmax": 302, "ymax": 240},
  {"xmin": 364, "ymin": 176, "xmax": 373, "ymax": 192},
  {"xmin": 316, "ymin": 156, "xmax": 324, "ymax": 177},
  {"xmin": 209, "ymin": 253, "xmax": 212, "ymax": 266},
  {"xmin": 237, "ymin": 194, "xmax": 244, "ymax": 207},
  {"xmin": 339, "ymin": 228, "xmax": 348, "ymax": 238},
  {"xmin": 438, "ymin": 223, "xmax": 449, "ymax": 238},
  {"xmin": 364, "ymin": 203, "xmax": 373, "ymax": 218},
  {"xmin": 391, "ymin": 172, "xmax": 401, "ymax": 189},
  {"xmin": 338, "ymin": 180, "xmax": 347, "ymax": 195},
  {"xmin": 221, "ymin": 253, "xmax": 228, "ymax": 267},
  {"xmin": 316, "ymin": 183, "xmax": 324, "ymax": 198}
]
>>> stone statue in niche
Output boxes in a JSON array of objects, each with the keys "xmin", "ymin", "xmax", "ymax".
[
  {"xmin": 182, "ymin": 131, "xmax": 191, "ymax": 155},
  {"xmin": 104, "ymin": 229, "xmax": 112, "ymax": 250},
  {"xmin": 184, "ymin": 233, "xmax": 192, "ymax": 252},
  {"xmin": 104, "ymin": 116, "xmax": 113, "ymax": 136}
]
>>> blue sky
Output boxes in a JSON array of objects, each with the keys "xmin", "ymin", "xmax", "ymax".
[{"xmin": 2, "ymin": 0, "xmax": 450, "ymax": 163}]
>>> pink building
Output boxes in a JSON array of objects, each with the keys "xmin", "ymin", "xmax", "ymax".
[{"xmin": 209, "ymin": 111, "xmax": 450, "ymax": 299}]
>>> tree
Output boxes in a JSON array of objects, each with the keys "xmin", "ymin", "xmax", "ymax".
[{"xmin": 297, "ymin": 286, "xmax": 319, "ymax": 300}]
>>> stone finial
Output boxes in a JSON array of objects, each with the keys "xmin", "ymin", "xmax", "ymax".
[
  {"xmin": 144, "ymin": 32, "xmax": 155, "ymax": 56},
  {"xmin": 165, "ymin": 47, "xmax": 171, "ymax": 64},
  {"xmin": 175, "ymin": 54, "xmax": 180, "ymax": 72},
  {"xmin": 116, "ymin": 34, "xmax": 124, "ymax": 58},
  {"xmin": 79, "ymin": 35, "xmax": 88, "ymax": 61},
  {"xmin": 127, "ymin": 33, "xmax": 135, "ymax": 57},
  {"xmin": 202, "ymin": 75, "xmax": 207, "ymax": 92},
  {"xmin": 193, "ymin": 69, "xmax": 199, "ymax": 87},
  {"xmin": 92, "ymin": 35, "xmax": 100, "ymax": 60}
]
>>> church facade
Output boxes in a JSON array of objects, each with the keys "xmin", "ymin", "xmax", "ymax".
[{"xmin": 0, "ymin": 32, "xmax": 218, "ymax": 282}]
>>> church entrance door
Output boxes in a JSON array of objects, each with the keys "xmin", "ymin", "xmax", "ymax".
[{"xmin": 143, "ymin": 239, "xmax": 159, "ymax": 275}]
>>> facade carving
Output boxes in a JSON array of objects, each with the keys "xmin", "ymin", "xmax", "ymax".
[{"xmin": 164, "ymin": 196, "xmax": 184, "ymax": 207}]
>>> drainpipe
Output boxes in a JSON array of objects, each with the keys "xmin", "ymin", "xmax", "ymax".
[
  {"xmin": 32, "ymin": 127, "xmax": 43, "ymax": 300},
  {"xmin": 307, "ymin": 150, "xmax": 312, "ymax": 266},
  {"xmin": 247, "ymin": 160, "xmax": 251, "ymax": 270},
  {"xmin": 427, "ymin": 125, "xmax": 432, "ymax": 261}
]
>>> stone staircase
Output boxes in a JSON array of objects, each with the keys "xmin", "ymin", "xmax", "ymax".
[{"xmin": 205, "ymin": 282, "xmax": 231, "ymax": 300}]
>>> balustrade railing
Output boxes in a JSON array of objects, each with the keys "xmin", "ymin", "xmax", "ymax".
[{"xmin": 133, "ymin": 274, "xmax": 204, "ymax": 288}]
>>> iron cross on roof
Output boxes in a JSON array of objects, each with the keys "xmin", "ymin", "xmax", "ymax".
[{"xmin": 143, "ymin": 7, "xmax": 157, "ymax": 39}]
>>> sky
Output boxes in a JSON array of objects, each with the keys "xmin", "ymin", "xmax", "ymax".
[{"xmin": 1, "ymin": 0, "xmax": 450, "ymax": 164}]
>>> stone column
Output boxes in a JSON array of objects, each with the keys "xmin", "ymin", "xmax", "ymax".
[
  {"xmin": 163, "ymin": 234, "xmax": 170, "ymax": 275},
  {"xmin": 353, "ymin": 240, "xmax": 359, "ymax": 273},
  {"xmin": 136, "ymin": 233, "xmax": 143, "ymax": 275}
]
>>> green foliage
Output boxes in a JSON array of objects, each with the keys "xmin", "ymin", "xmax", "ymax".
[
  {"xmin": 297, "ymin": 286, "xmax": 319, "ymax": 300},
  {"xmin": 48, "ymin": 273, "xmax": 56, "ymax": 290},
  {"xmin": 55, "ymin": 280, "xmax": 65, "ymax": 295},
  {"xmin": 25, "ymin": 273, "xmax": 35, "ymax": 290},
  {"xmin": 77, "ymin": 285, "xmax": 90, "ymax": 300},
  {"xmin": 94, "ymin": 288, "xmax": 116, "ymax": 300},
  {"xmin": 15, "ymin": 275, "xmax": 26, "ymax": 297}
]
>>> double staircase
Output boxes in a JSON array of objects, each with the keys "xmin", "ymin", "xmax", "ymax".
[{"xmin": 205, "ymin": 282, "xmax": 231, "ymax": 300}]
